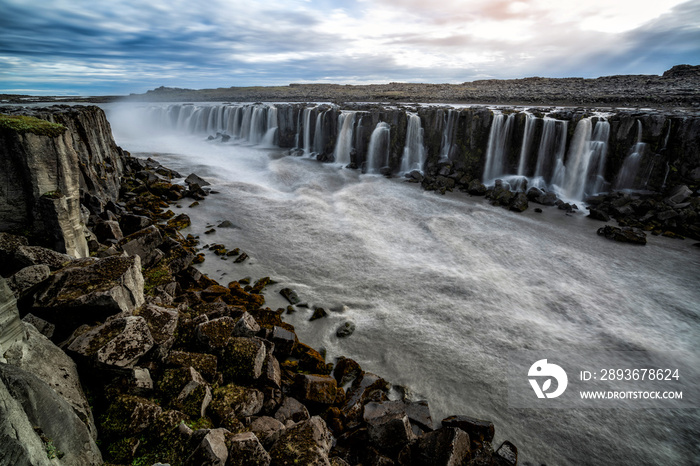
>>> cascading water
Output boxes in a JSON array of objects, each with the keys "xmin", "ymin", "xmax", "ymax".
[
  {"xmin": 560, "ymin": 118, "xmax": 610, "ymax": 200},
  {"xmin": 313, "ymin": 109, "xmax": 327, "ymax": 154},
  {"xmin": 333, "ymin": 111, "xmax": 357, "ymax": 165},
  {"xmin": 517, "ymin": 113, "xmax": 536, "ymax": 176},
  {"xmin": 302, "ymin": 107, "xmax": 314, "ymax": 155},
  {"xmin": 366, "ymin": 122, "xmax": 391, "ymax": 173},
  {"xmin": 614, "ymin": 120, "xmax": 646, "ymax": 190},
  {"xmin": 262, "ymin": 105, "xmax": 278, "ymax": 146},
  {"xmin": 482, "ymin": 112, "xmax": 515, "ymax": 183},
  {"xmin": 439, "ymin": 109, "xmax": 458, "ymax": 161},
  {"xmin": 400, "ymin": 113, "xmax": 426, "ymax": 173}
]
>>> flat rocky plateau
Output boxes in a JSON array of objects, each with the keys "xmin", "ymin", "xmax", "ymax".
[{"xmin": 2, "ymin": 65, "xmax": 699, "ymax": 109}]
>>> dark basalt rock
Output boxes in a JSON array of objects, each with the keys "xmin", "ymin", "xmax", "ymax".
[
  {"xmin": 442, "ymin": 414, "xmax": 496, "ymax": 444},
  {"xmin": 597, "ymin": 225, "xmax": 647, "ymax": 245},
  {"xmin": 336, "ymin": 321, "xmax": 356, "ymax": 338},
  {"xmin": 185, "ymin": 173, "xmax": 211, "ymax": 187},
  {"xmin": 467, "ymin": 179, "xmax": 487, "ymax": 196},
  {"xmin": 588, "ymin": 208, "xmax": 610, "ymax": 221},
  {"xmin": 279, "ymin": 287, "xmax": 301, "ymax": 305}
]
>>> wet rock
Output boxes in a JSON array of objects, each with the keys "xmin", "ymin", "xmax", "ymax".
[
  {"xmin": 7, "ymin": 264, "xmax": 51, "ymax": 298},
  {"xmin": 67, "ymin": 315, "xmax": 154, "ymax": 369},
  {"xmin": 271, "ymin": 326, "xmax": 297, "ymax": 357},
  {"xmin": 336, "ymin": 321, "xmax": 356, "ymax": 338},
  {"xmin": 467, "ymin": 179, "xmax": 487, "ymax": 196},
  {"xmin": 441, "ymin": 415, "xmax": 495, "ymax": 443},
  {"xmin": 597, "ymin": 225, "xmax": 647, "ymax": 245},
  {"xmin": 411, "ymin": 426, "xmax": 471, "ymax": 466},
  {"xmin": 185, "ymin": 173, "xmax": 211, "ymax": 187},
  {"xmin": 534, "ymin": 208, "xmax": 543, "ymax": 213},
  {"xmin": 496, "ymin": 440, "xmax": 518, "ymax": 465},
  {"xmin": 234, "ymin": 252, "xmax": 249, "ymax": 263},
  {"xmin": 269, "ymin": 416, "xmax": 333, "ymax": 465},
  {"xmin": 310, "ymin": 307, "xmax": 329, "ymax": 321},
  {"xmin": 274, "ymin": 396, "xmax": 310, "ymax": 425},
  {"xmin": 220, "ymin": 337, "xmax": 267, "ymax": 383},
  {"xmin": 293, "ymin": 374, "xmax": 338, "ymax": 405},
  {"xmin": 226, "ymin": 431, "xmax": 271, "ymax": 466},
  {"xmin": 364, "ymin": 400, "xmax": 433, "ymax": 434},
  {"xmin": 587, "ymin": 208, "xmax": 610, "ymax": 221},
  {"xmin": 217, "ymin": 220, "xmax": 236, "ymax": 228},
  {"xmin": 279, "ymin": 287, "xmax": 301, "ymax": 305},
  {"xmin": 665, "ymin": 185, "xmax": 692, "ymax": 205},
  {"xmin": 166, "ymin": 213, "xmax": 191, "ymax": 231},
  {"xmin": 509, "ymin": 192, "xmax": 529, "ymax": 212},
  {"xmin": 367, "ymin": 411, "xmax": 414, "ymax": 454},
  {"xmin": 333, "ymin": 357, "xmax": 362, "ymax": 386}
]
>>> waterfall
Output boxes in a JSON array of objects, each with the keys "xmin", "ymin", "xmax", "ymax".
[
  {"xmin": 366, "ymin": 122, "xmax": 391, "ymax": 173},
  {"xmin": 439, "ymin": 109, "xmax": 458, "ymax": 161},
  {"xmin": 614, "ymin": 120, "xmax": 646, "ymax": 190},
  {"xmin": 313, "ymin": 110, "xmax": 327, "ymax": 154},
  {"xmin": 517, "ymin": 113, "xmax": 536, "ymax": 176},
  {"xmin": 262, "ymin": 105, "xmax": 278, "ymax": 146},
  {"xmin": 400, "ymin": 113, "xmax": 426, "ymax": 173},
  {"xmin": 533, "ymin": 118, "xmax": 567, "ymax": 187},
  {"xmin": 247, "ymin": 106, "xmax": 267, "ymax": 144},
  {"xmin": 558, "ymin": 118, "xmax": 610, "ymax": 200},
  {"xmin": 333, "ymin": 111, "xmax": 357, "ymax": 165},
  {"xmin": 303, "ymin": 107, "xmax": 314, "ymax": 155},
  {"xmin": 482, "ymin": 112, "xmax": 515, "ymax": 183}
]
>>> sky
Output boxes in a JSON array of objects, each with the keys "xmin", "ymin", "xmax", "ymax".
[{"xmin": 0, "ymin": 0, "xmax": 698, "ymax": 96}]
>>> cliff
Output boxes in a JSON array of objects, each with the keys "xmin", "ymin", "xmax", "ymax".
[{"xmin": 0, "ymin": 106, "xmax": 125, "ymax": 258}]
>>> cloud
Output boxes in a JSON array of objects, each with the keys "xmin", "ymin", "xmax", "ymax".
[{"xmin": 0, "ymin": 0, "xmax": 697, "ymax": 95}]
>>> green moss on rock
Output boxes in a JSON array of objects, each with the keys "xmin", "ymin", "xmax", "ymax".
[{"xmin": 0, "ymin": 114, "xmax": 66, "ymax": 137}]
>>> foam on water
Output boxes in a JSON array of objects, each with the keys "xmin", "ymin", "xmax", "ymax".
[{"xmin": 105, "ymin": 103, "xmax": 700, "ymax": 466}]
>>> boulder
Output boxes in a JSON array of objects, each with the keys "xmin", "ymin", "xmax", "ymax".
[
  {"xmin": 119, "ymin": 225, "xmax": 164, "ymax": 267},
  {"xmin": 100, "ymin": 394, "xmax": 164, "ymax": 438},
  {"xmin": 166, "ymin": 351, "xmax": 218, "ymax": 380},
  {"xmin": 0, "ymin": 364, "xmax": 102, "ymax": 465},
  {"xmin": 118, "ymin": 213, "xmax": 153, "ymax": 236},
  {"xmin": 441, "ymin": 415, "xmax": 495, "ymax": 443},
  {"xmin": 269, "ymin": 416, "xmax": 333, "ymax": 465},
  {"xmin": 597, "ymin": 225, "xmax": 647, "ymax": 245},
  {"xmin": 665, "ymin": 185, "xmax": 692, "ymax": 205},
  {"xmin": 21, "ymin": 313, "xmax": 55, "ymax": 338},
  {"xmin": 226, "ymin": 431, "xmax": 271, "ymax": 466},
  {"xmin": 336, "ymin": 321, "xmax": 356, "ymax": 338},
  {"xmin": 279, "ymin": 287, "xmax": 301, "ymax": 305},
  {"xmin": 133, "ymin": 304, "xmax": 178, "ymax": 359},
  {"xmin": 250, "ymin": 416, "xmax": 285, "ymax": 449},
  {"xmin": 185, "ymin": 173, "xmax": 211, "ymax": 187},
  {"xmin": 158, "ymin": 367, "xmax": 212, "ymax": 419},
  {"xmin": 7, "ymin": 264, "xmax": 51, "ymax": 298},
  {"xmin": 220, "ymin": 337, "xmax": 267, "ymax": 383},
  {"xmin": 67, "ymin": 315, "xmax": 154, "ymax": 369},
  {"xmin": 208, "ymin": 384, "xmax": 264, "ymax": 427},
  {"xmin": 293, "ymin": 374, "xmax": 338, "ymax": 405},
  {"xmin": 185, "ymin": 428, "xmax": 229, "ymax": 466},
  {"xmin": 310, "ymin": 307, "xmax": 329, "ymax": 321},
  {"xmin": 496, "ymin": 440, "xmax": 518, "ymax": 465},
  {"xmin": 271, "ymin": 326, "xmax": 297, "ymax": 357},
  {"xmin": 587, "ymin": 208, "xmax": 610, "ymax": 221},
  {"xmin": 333, "ymin": 357, "xmax": 362, "ymax": 387},
  {"xmin": 411, "ymin": 427, "xmax": 471, "ymax": 466},
  {"xmin": 261, "ymin": 352, "xmax": 282, "ymax": 389},
  {"xmin": 364, "ymin": 400, "xmax": 433, "ymax": 433},
  {"xmin": 29, "ymin": 255, "xmax": 145, "ymax": 337},
  {"xmin": 196, "ymin": 316, "xmax": 237, "ymax": 349},
  {"xmin": 94, "ymin": 219, "xmax": 123, "ymax": 243},
  {"xmin": 233, "ymin": 311, "xmax": 261, "ymax": 337},
  {"xmin": 366, "ymin": 411, "xmax": 414, "ymax": 454},
  {"xmin": 467, "ymin": 179, "xmax": 488, "ymax": 196},
  {"xmin": 274, "ymin": 396, "xmax": 310, "ymax": 425},
  {"xmin": 509, "ymin": 192, "xmax": 529, "ymax": 212},
  {"xmin": 14, "ymin": 245, "xmax": 72, "ymax": 270}
]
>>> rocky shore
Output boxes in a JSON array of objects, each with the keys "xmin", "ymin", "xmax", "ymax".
[{"xmin": 0, "ymin": 106, "xmax": 519, "ymax": 465}]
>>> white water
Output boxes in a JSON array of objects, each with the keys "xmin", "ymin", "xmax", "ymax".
[
  {"xmin": 439, "ymin": 109, "xmax": 458, "ymax": 161},
  {"xmin": 366, "ymin": 122, "xmax": 391, "ymax": 173},
  {"xmin": 482, "ymin": 112, "xmax": 515, "ymax": 184},
  {"xmin": 517, "ymin": 113, "xmax": 536, "ymax": 177},
  {"xmin": 400, "ymin": 113, "xmax": 426, "ymax": 173},
  {"xmin": 106, "ymin": 103, "xmax": 699, "ymax": 466},
  {"xmin": 334, "ymin": 111, "xmax": 356, "ymax": 166},
  {"xmin": 302, "ymin": 107, "xmax": 314, "ymax": 155},
  {"xmin": 560, "ymin": 118, "xmax": 610, "ymax": 200},
  {"xmin": 615, "ymin": 120, "xmax": 647, "ymax": 190}
]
